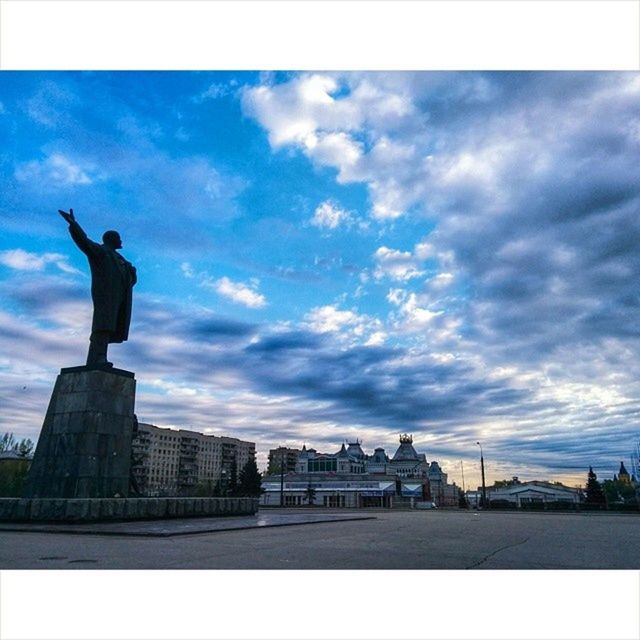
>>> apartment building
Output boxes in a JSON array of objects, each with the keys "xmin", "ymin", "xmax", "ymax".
[{"xmin": 132, "ymin": 422, "xmax": 255, "ymax": 496}]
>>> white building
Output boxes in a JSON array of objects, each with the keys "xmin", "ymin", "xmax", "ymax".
[
  {"xmin": 466, "ymin": 480, "xmax": 582, "ymax": 508},
  {"xmin": 132, "ymin": 422, "xmax": 255, "ymax": 496}
]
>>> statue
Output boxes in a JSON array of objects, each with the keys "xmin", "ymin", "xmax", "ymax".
[{"xmin": 59, "ymin": 208, "xmax": 137, "ymax": 367}]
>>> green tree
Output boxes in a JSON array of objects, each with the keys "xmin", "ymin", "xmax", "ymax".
[
  {"xmin": 194, "ymin": 480, "xmax": 216, "ymax": 497},
  {"xmin": 16, "ymin": 438, "xmax": 34, "ymax": 458},
  {"xmin": 458, "ymin": 488, "xmax": 468, "ymax": 508},
  {"xmin": 0, "ymin": 433, "xmax": 34, "ymax": 457},
  {"xmin": 304, "ymin": 483, "xmax": 316, "ymax": 506},
  {"xmin": 0, "ymin": 433, "xmax": 16, "ymax": 453},
  {"xmin": 237, "ymin": 458, "xmax": 264, "ymax": 497},
  {"xmin": 603, "ymin": 478, "xmax": 637, "ymax": 505},
  {"xmin": 585, "ymin": 467, "xmax": 606, "ymax": 505},
  {"xmin": 226, "ymin": 459, "xmax": 238, "ymax": 496}
]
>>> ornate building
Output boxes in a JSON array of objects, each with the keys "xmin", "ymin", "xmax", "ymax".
[{"xmin": 262, "ymin": 434, "xmax": 459, "ymax": 508}]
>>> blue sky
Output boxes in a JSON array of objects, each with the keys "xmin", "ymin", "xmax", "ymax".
[{"xmin": 1, "ymin": 71, "xmax": 639, "ymax": 488}]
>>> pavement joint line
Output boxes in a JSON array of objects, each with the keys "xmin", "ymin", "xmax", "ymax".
[{"xmin": 0, "ymin": 515, "xmax": 377, "ymax": 538}]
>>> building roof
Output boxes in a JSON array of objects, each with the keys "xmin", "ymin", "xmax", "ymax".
[
  {"xmin": 346, "ymin": 441, "xmax": 365, "ymax": 460},
  {"xmin": 488, "ymin": 481, "xmax": 580, "ymax": 496},
  {"xmin": 392, "ymin": 434, "xmax": 420, "ymax": 462},
  {"xmin": 619, "ymin": 461, "xmax": 630, "ymax": 476}
]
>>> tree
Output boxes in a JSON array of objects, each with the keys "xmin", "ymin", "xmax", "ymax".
[
  {"xmin": 226, "ymin": 459, "xmax": 238, "ymax": 496},
  {"xmin": 237, "ymin": 458, "xmax": 264, "ymax": 497},
  {"xmin": 0, "ymin": 433, "xmax": 34, "ymax": 457},
  {"xmin": 16, "ymin": 438, "xmax": 34, "ymax": 458},
  {"xmin": 0, "ymin": 433, "xmax": 32, "ymax": 497},
  {"xmin": 194, "ymin": 480, "xmax": 216, "ymax": 497},
  {"xmin": 305, "ymin": 483, "xmax": 316, "ymax": 506},
  {"xmin": 0, "ymin": 433, "xmax": 16, "ymax": 453},
  {"xmin": 458, "ymin": 488, "xmax": 468, "ymax": 508},
  {"xmin": 585, "ymin": 467, "xmax": 606, "ymax": 505},
  {"xmin": 603, "ymin": 478, "xmax": 637, "ymax": 505}
]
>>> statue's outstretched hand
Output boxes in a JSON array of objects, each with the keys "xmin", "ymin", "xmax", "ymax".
[{"xmin": 58, "ymin": 208, "xmax": 76, "ymax": 224}]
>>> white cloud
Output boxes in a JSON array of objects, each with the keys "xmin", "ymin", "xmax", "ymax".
[
  {"xmin": 373, "ymin": 246, "xmax": 424, "ymax": 282},
  {"xmin": 305, "ymin": 305, "xmax": 361, "ymax": 334},
  {"xmin": 310, "ymin": 201, "xmax": 351, "ymax": 230},
  {"xmin": 386, "ymin": 288, "xmax": 446, "ymax": 334},
  {"xmin": 208, "ymin": 276, "xmax": 267, "ymax": 309},
  {"xmin": 0, "ymin": 249, "xmax": 80, "ymax": 275},
  {"xmin": 429, "ymin": 272, "xmax": 455, "ymax": 290},
  {"xmin": 180, "ymin": 262, "xmax": 195, "ymax": 278},
  {"xmin": 15, "ymin": 153, "xmax": 93, "ymax": 185},
  {"xmin": 414, "ymin": 242, "xmax": 436, "ymax": 260},
  {"xmin": 364, "ymin": 331, "xmax": 387, "ymax": 346},
  {"xmin": 303, "ymin": 304, "xmax": 383, "ymax": 346},
  {"xmin": 243, "ymin": 73, "xmax": 415, "ymax": 216},
  {"xmin": 193, "ymin": 82, "xmax": 234, "ymax": 103}
]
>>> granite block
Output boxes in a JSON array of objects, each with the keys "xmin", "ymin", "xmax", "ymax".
[
  {"xmin": 0, "ymin": 499, "xmax": 18, "ymax": 519},
  {"xmin": 89, "ymin": 499, "xmax": 102, "ymax": 519},
  {"xmin": 66, "ymin": 499, "xmax": 90, "ymax": 521},
  {"xmin": 123, "ymin": 499, "xmax": 139, "ymax": 519}
]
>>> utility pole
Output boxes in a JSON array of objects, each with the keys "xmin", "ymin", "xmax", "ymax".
[{"xmin": 460, "ymin": 460, "xmax": 466, "ymax": 493}]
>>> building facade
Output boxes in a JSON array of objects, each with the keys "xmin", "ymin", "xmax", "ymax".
[
  {"xmin": 267, "ymin": 447, "xmax": 301, "ymax": 475},
  {"xmin": 262, "ymin": 434, "xmax": 459, "ymax": 508},
  {"xmin": 132, "ymin": 422, "xmax": 255, "ymax": 496},
  {"xmin": 467, "ymin": 480, "xmax": 582, "ymax": 508}
]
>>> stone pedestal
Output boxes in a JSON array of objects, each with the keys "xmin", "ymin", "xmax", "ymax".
[{"xmin": 24, "ymin": 366, "xmax": 136, "ymax": 499}]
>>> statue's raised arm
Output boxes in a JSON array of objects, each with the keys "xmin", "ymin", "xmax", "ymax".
[
  {"xmin": 58, "ymin": 208, "xmax": 75, "ymax": 224},
  {"xmin": 58, "ymin": 207, "xmax": 136, "ymax": 368},
  {"xmin": 59, "ymin": 208, "xmax": 101, "ymax": 258}
]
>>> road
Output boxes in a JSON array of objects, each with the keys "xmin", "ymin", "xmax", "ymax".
[{"xmin": 0, "ymin": 508, "xmax": 638, "ymax": 569}]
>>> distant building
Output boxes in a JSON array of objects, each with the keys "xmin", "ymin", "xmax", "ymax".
[
  {"xmin": 262, "ymin": 434, "xmax": 459, "ymax": 508},
  {"xmin": 476, "ymin": 481, "xmax": 582, "ymax": 508},
  {"xmin": 267, "ymin": 447, "xmax": 301, "ymax": 475},
  {"xmin": 132, "ymin": 423, "xmax": 255, "ymax": 496},
  {"xmin": 617, "ymin": 461, "xmax": 632, "ymax": 485}
]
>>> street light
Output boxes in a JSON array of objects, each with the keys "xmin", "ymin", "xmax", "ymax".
[
  {"xmin": 280, "ymin": 447, "xmax": 285, "ymax": 507},
  {"xmin": 476, "ymin": 442, "xmax": 488, "ymax": 509}
]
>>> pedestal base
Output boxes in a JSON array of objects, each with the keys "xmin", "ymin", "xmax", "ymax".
[
  {"xmin": 24, "ymin": 367, "xmax": 136, "ymax": 499},
  {"xmin": 0, "ymin": 497, "xmax": 259, "ymax": 522}
]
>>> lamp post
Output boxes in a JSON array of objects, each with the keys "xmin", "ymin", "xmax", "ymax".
[
  {"xmin": 476, "ymin": 442, "xmax": 487, "ymax": 509},
  {"xmin": 280, "ymin": 447, "xmax": 285, "ymax": 507}
]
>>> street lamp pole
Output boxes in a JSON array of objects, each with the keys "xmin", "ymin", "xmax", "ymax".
[
  {"xmin": 280, "ymin": 447, "xmax": 285, "ymax": 507},
  {"xmin": 476, "ymin": 442, "xmax": 487, "ymax": 509}
]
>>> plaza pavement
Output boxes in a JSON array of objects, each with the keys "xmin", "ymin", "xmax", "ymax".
[{"xmin": 0, "ymin": 508, "xmax": 638, "ymax": 569}]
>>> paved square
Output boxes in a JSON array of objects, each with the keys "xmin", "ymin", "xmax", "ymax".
[
  {"xmin": 0, "ymin": 509, "xmax": 638, "ymax": 569},
  {"xmin": 0, "ymin": 512, "xmax": 374, "ymax": 537}
]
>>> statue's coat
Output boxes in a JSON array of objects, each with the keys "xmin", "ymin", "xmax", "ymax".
[{"xmin": 68, "ymin": 221, "xmax": 137, "ymax": 343}]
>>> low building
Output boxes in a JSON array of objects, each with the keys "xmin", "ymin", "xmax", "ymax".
[
  {"xmin": 262, "ymin": 434, "xmax": 459, "ymax": 508},
  {"xmin": 132, "ymin": 422, "xmax": 255, "ymax": 496},
  {"xmin": 482, "ymin": 481, "xmax": 582, "ymax": 507}
]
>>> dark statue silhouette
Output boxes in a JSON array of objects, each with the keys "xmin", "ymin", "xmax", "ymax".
[{"xmin": 59, "ymin": 208, "xmax": 137, "ymax": 367}]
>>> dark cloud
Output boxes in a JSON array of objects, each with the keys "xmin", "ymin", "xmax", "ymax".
[{"xmin": 190, "ymin": 317, "xmax": 257, "ymax": 339}]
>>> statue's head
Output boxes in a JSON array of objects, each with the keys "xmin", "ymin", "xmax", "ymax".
[{"xmin": 102, "ymin": 230, "xmax": 122, "ymax": 249}]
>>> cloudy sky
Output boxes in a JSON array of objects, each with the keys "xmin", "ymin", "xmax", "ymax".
[{"xmin": 1, "ymin": 71, "xmax": 639, "ymax": 488}]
